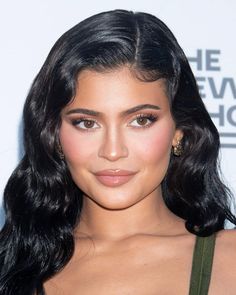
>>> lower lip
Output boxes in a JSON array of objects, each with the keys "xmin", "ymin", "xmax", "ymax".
[{"xmin": 94, "ymin": 174, "xmax": 135, "ymax": 187}]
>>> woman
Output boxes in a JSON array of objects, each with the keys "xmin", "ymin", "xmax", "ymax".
[{"xmin": 0, "ymin": 9, "xmax": 236, "ymax": 295}]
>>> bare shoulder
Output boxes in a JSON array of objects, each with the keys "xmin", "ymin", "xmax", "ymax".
[
  {"xmin": 209, "ymin": 228, "xmax": 236, "ymax": 294},
  {"xmin": 216, "ymin": 228, "xmax": 236, "ymax": 251},
  {"xmin": 215, "ymin": 228, "xmax": 236, "ymax": 262}
]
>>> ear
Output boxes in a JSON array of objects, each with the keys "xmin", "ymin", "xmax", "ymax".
[{"xmin": 172, "ymin": 129, "xmax": 184, "ymax": 147}]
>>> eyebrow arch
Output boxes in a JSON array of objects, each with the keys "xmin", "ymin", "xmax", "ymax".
[
  {"xmin": 66, "ymin": 104, "xmax": 161, "ymax": 117},
  {"xmin": 66, "ymin": 108, "xmax": 101, "ymax": 116},
  {"xmin": 122, "ymin": 104, "xmax": 161, "ymax": 116}
]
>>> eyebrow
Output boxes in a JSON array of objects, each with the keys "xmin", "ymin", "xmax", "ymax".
[{"xmin": 66, "ymin": 104, "xmax": 161, "ymax": 117}]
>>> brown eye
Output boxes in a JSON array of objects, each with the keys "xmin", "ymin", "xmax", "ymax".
[
  {"xmin": 84, "ymin": 120, "xmax": 95, "ymax": 128},
  {"xmin": 71, "ymin": 118, "xmax": 99, "ymax": 131},
  {"xmin": 137, "ymin": 117, "xmax": 148, "ymax": 126},
  {"xmin": 129, "ymin": 114, "xmax": 158, "ymax": 128}
]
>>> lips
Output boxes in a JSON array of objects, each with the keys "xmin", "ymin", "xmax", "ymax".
[
  {"xmin": 94, "ymin": 169, "xmax": 136, "ymax": 176},
  {"xmin": 94, "ymin": 169, "xmax": 137, "ymax": 187}
]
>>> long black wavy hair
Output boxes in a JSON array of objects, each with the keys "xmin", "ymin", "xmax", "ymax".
[{"xmin": 0, "ymin": 9, "xmax": 235, "ymax": 295}]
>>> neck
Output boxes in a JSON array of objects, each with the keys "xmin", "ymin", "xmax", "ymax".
[{"xmin": 76, "ymin": 191, "xmax": 184, "ymax": 242}]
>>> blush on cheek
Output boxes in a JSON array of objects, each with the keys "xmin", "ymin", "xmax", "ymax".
[
  {"xmin": 156, "ymin": 126, "xmax": 174, "ymax": 150},
  {"xmin": 142, "ymin": 131, "xmax": 173, "ymax": 187},
  {"xmin": 143, "ymin": 139, "xmax": 171, "ymax": 165},
  {"xmin": 137, "ymin": 124, "xmax": 174, "ymax": 161},
  {"xmin": 59, "ymin": 123, "xmax": 90, "ymax": 163}
]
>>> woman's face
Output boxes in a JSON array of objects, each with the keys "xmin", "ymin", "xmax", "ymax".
[{"xmin": 59, "ymin": 67, "xmax": 182, "ymax": 210}]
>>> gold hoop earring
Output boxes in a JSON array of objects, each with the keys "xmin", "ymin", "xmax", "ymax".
[{"xmin": 173, "ymin": 140, "xmax": 183, "ymax": 156}]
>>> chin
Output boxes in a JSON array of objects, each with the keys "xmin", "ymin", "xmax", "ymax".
[{"xmin": 85, "ymin": 193, "xmax": 142, "ymax": 211}]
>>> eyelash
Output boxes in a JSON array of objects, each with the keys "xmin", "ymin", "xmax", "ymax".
[
  {"xmin": 71, "ymin": 117, "xmax": 99, "ymax": 132},
  {"xmin": 131, "ymin": 113, "xmax": 158, "ymax": 128},
  {"xmin": 71, "ymin": 113, "xmax": 158, "ymax": 132}
]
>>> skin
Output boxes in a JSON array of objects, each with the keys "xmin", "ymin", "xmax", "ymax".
[{"xmin": 44, "ymin": 67, "xmax": 236, "ymax": 295}]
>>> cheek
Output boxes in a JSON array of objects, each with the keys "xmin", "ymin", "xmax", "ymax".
[
  {"xmin": 131, "ymin": 123, "xmax": 174, "ymax": 165},
  {"xmin": 59, "ymin": 122, "xmax": 94, "ymax": 167}
]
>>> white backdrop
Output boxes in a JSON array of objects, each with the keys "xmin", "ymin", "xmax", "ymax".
[{"xmin": 0, "ymin": 0, "xmax": 235, "ymax": 226}]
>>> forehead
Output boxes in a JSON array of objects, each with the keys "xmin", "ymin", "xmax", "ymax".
[{"xmin": 66, "ymin": 67, "xmax": 170, "ymax": 111}]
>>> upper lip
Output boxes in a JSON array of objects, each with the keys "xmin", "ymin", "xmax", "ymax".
[{"xmin": 94, "ymin": 169, "xmax": 137, "ymax": 176}]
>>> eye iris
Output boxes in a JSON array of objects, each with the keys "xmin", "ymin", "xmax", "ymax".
[
  {"xmin": 84, "ymin": 120, "xmax": 94, "ymax": 128},
  {"xmin": 137, "ymin": 117, "xmax": 148, "ymax": 125}
]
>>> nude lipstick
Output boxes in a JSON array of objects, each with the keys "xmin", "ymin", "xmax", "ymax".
[{"xmin": 94, "ymin": 169, "xmax": 137, "ymax": 187}]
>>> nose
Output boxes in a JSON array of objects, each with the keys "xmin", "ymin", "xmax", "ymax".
[{"xmin": 98, "ymin": 127, "xmax": 128, "ymax": 161}]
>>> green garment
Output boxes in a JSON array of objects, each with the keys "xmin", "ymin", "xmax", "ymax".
[{"xmin": 189, "ymin": 234, "xmax": 216, "ymax": 295}]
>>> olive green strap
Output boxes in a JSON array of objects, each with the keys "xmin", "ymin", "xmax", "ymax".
[{"xmin": 188, "ymin": 234, "xmax": 216, "ymax": 295}]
